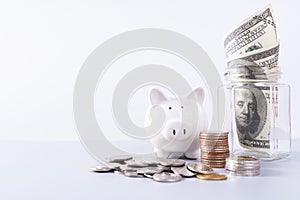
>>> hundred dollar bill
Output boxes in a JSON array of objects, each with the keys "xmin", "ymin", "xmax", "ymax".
[
  {"xmin": 228, "ymin": 42, "xmax": 279, "ymax": 66},
  {"xmin": 224, "ymin": 5, "xmax": 278, "ymax": 59},
  {"xmin": 227, "ymin": 43, "xmax": 280, "ymax": 82},
  {"xmin": 225, "ymin": 6, "xmax": 280, "ymax": 151},
  {"xmin": 233, "ymin": 86, "xmax": 274, "ymax": 150}
]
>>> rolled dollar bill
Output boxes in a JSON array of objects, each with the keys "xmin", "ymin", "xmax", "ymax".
[
  {"xmin": 233, "ymin": 86, "xmax": 272, "ymax": 150},
  {"xmin": 224, "ymin": 5, "xmax": 278, "ymax": 59},
  {"xmin": 224, "ymin": 5, "xmax": 280, "ymax": 151}
]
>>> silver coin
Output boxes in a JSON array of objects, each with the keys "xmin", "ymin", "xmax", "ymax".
[
  {"xmin": 226, "ymin": 160, "xmax": 260, "ymax": 165},
  {"xmin": 186, "ymin": 162, "xmax": 214, "ymax": 174},
  {"xmin": 125, "ymin": 159, "xmax": 149, "ymax": 168},
  {"xmin": 161, "ymin": 166, "xmax": 172, "ymax": 172},
  {"xmin": 226, "ymin": 165, "xmax": 260, "ymax": 170},
  {"xmin": 159, "ymin": 159, "xmax": 185, "ymax": 167},
  {"xmin": 226, "ymin": 170, "xmax": 260, "ymax": 176},
  {"xmin": 226, "ymin": 168, "xmax": 261, "ymax": 173},
  {"xmin": 143, "ymin": 173, "xmax": 154, "ymax": 178},
  {"xmin": 153, "ymin": 172, "xmax": 182, "ymax": 182},
  {"xmin": 226, "ymin": 166, "xmax": 260, "ymax": 171},
  {"xmin": 226, "ymin": 163, "xmax": 260, "ymax": 169},
  {"xmin": 135, "ymin": 157, "xmax": 160, "ymax": 166},
  {"xmin": 105, "ymin": 155, "xmax": 133, "ymax": 163},
  {"xmin": 137, "ymin": 166, "xmax": 164, "ymax": 175},
  {"xmin": 171, "ymin": 165, "xmax": 196, "ymax": 177},
  {"xmin": 114, "ymin": 170, "xmax": 124, "ymax": 174},
  {"xmin": 200, "ymin": 132, "xmax": 229, "ymax": 136},
  {"xmin": 226, "ymin": 163, "xmax": 260, "ymax": 170},
  {"xmin": 226, "ymin": 157, "xmax": 259, "ymax": 162},
  {"xmin": 225, "ymin": 156, "xmax": 260, "ymax": 176},
  {"xmin": 106, "ymin": 162, "xmax": 122, "ymax": 169},
  {"xmin": 226, "ymin": 157, "xmax": 260, "ymax": 165},
  {"xmin": 226, "ymin": 156, "xmax": 259, "ymax": 163},
  {"xmin": 91, "ymin": 166, "xmax": 114, "ymax": 173},
  {"xmin": 227, "ymin": 166, "xmax": 260, "ymax": 171},
  {"xmin": 228, "ymin": 161, "xmax": 260, "ymax": 165},
  {"xmin": 119, "ymin": 165, "xmax": 139, "ymax": 172},
  {"xmin": 124, "ymin": 170, "xmax": 144, "ymax": 178}
]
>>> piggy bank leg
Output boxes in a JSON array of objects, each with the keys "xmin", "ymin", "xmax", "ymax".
[
  {"xmin": 184, "ymin": 149, "xmax": 199, "ymax": 159},
  {"xmin": 184, "ymin": 136, "xmax": 200, "ymax": 159},
  {"xmin": 155, "ymin": 149, "xmax": 170, "ymax": 158}
]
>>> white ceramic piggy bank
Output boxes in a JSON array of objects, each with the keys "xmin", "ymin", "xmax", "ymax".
[{"xmin": 147, "ymin": 87, "xmax": 208, "ymax": 159}]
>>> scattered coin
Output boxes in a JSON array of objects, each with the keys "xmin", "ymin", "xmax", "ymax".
[
  {"xmin": 136, "ymin": 157, "xmax": 160, "ymax": 166},
  {"xmin": 90, "ymin": 155, "xmax": 261, "ymax": 182},
  {"xmin": 196, "ymin": 173, "xmax": 227, "ymax": 181},
  {"xmin": 153, "ymin": 172, "xmax": 182, "ymax": 182},
  {"xmin": 105, "ymin": 162, "xmax": 122, "ymax": 169},
  {"xmin": 105, "ymin": 155, "xmax": 133, "ymax": 163},
  {"xmin": 186, "ymin": 163, "xmax": 214, "ymax": 175},
  {"xmin": 124, "ymin": 170, "xmax": 144, "ymax": 178},
  {"xmin": 171, "ymin": 165, "xmax": 196, "ymax": 177},
  {"xmin": 125, "ymin": 160, "xmax": 149, "ymax": 168},
  {"xmin": 143, "ymin": 173, "xmax": 154, "ymax": 179},
  {"xmin": 119, "ymin": 165, "xmax": 139, "ymax": 172},
  {"xmin": 91, "ymin": 166, "xmax": 114, "ymax": 173},
  {"xmin": 159, "ymin": 158, "xmax": 185, "ymax": 167},
  {"xmin": 136, "ymin": 166, "xmax": 164, "ymax": 175},
  {"xmin": 114, "ymin": 170, "xmax": 123, "ymax": 175}
]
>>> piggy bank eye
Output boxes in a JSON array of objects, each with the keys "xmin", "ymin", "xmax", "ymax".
[
  {"xmin": 181, "ymin": 106, "xmax": 184, "ymax": 109},
  {"xmin": 169, "ymin": 107, "xmax": 172, "ymax": 110}
]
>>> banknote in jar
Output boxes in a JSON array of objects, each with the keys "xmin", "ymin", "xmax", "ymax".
[{"xmin": 233, "ymin": 85, "xmax": 278, "ymax": 150}]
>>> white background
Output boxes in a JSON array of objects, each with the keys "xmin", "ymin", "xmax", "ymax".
[{"xmin": 0, "ymin": 0, "xmax": 299, "ymax": 141}]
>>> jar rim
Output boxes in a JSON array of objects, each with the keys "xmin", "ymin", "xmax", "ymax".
[{"xmin": 224, "ymin": 65, "xmax": 281, "ymax": 83}]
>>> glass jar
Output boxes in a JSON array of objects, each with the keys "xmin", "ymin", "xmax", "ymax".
[{"xmin": 220, "ymin": 65, "xmax": 291, "ymax": 160}]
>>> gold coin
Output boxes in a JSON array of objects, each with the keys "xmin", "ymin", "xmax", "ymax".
[
  {"xmin": 236, "ymin": 156, "xmax": 258, "ymax": 161},
  {"xmin": 196, "ymin": 173, "xmax": 227, "ymax": 180}
]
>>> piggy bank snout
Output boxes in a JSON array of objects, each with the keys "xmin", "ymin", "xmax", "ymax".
[{"xmin": 163, "ymin": 121, "xmax": 194, "ymax": 141}]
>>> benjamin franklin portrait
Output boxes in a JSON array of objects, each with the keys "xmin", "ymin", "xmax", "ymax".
[{"xmin": 234, "ymin": 87, "xmax": 267, "ymax": 140}]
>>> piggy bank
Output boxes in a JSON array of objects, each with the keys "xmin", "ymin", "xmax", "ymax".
[{"xmin": 147, "ymin": 87, "xmax": 208, "ymax": 159}]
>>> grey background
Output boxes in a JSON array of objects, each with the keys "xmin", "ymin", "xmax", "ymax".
[{"xmin": 0, "ymin": 0, "xmax": 298, "ymax": 141}]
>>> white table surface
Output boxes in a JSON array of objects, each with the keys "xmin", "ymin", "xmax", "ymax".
[{"xmin": 1, "ymin": 139, "xmax": 299, "ymax": 200}]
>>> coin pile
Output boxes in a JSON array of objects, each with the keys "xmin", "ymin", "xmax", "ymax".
[
  {"xmin": 225, "ymin": 156, "xmax": 260, "ymax": 176},
  {"xmin": 91, "ymin": 155, "xmax": 227, "ymax": 182},
  {"xmin": 200, "ymin": 131, "xmax": 230, "ymax": 168}
]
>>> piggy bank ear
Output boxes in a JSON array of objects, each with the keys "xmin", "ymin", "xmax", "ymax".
[
  {"xmin": 150, "ymin": 88, "xmax": 168, "ymax": 105},
  {"xmin": 187, "ymin": 87, "xmax": 205, "ymax": 105}
]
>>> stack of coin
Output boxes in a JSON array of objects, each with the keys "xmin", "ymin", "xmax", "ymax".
[
  {"xmin": 225, "ymin": 156, "xmax": 260, "ymax": 176},
  {"xmin": 200, "ymin": 131, "xmax": 230, "ymax": 168}
]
